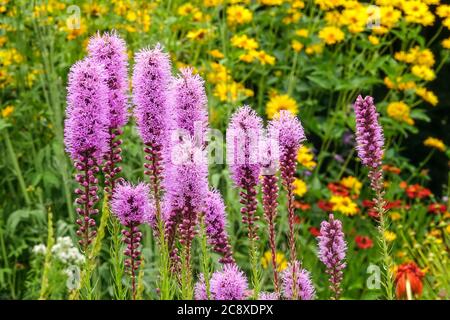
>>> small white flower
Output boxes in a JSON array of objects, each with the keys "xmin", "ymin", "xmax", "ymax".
[{"xmin": 32, "ymin": 244, "xmax": 47, "ymax": 255}]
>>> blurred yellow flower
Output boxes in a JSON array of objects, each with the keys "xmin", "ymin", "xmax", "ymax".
[
  {"xmin": 208, "ymin": 49, "xmax": 224, "ymax": 59},
  {"xmin": 291, "ymin": 40, "xmax": 304, "ymax": 52},
  {"xmin": 436, "ymin": 5, "xmax": 450, "ymax": 18},
  {"xmin": 442, "ymin": 37, "xmax": 450, "ymax": 49},
  {"xmin": 231, "ymin": 34, "xmax": 259, "ymax": 50},
  {"xmin": 387, "ymin": 101, "xmax": 414, "ymax": 125},
  {"xmin": 415, "ymin": 87, "xmax": 438, "ymax": 106},
  {"xmin": 177, "ymin": 3, "xmax": 198, "ymax": 16},
  {"xmin": 213, "ymin": 81, "xmax": 253, "ymax": 103},
  {"xmin": 1, "ymin": 105, "xmax": 14, "ymax": 118},
  {"xmin": 330, "ymin": 195, "xmax": 359, "ymax": 216},
  {"xmin": 390, "ymin": 211, "xmax": 402, "ymax": 221},
  {"xmin": 403, "ymin": 1, "xmax": 435, "ymax": 26},
  {"xmin": 186, "ymin": 28, "xmax": 211, "ymax": 41},
  {"xmin": 266, "ymin": 94, "xmax": 298, "ymax": 119},
  {"xmin": 315, "ymin": 0, "xmax": 341, "ymax": 11},
  {"xmin": 411, "ymin": 65, "xmax": 435, "ymax": 81},
  {"xmin": 384, "ymin": 231, "xmax": 397, "ymax": 242},
  {"xmin": 227, "ymin": 5, "xmax": 253, "ymax": 26},
  {"xmin": 340, "ymin": 176, "xmax": 362, "ymax": 195},
  {"xmin": 297, "ymin": 146, "xmax": 317, "ymax": 170},
  {"xmin": 261, "ymin": 251, "xmax": 288, "ymax": 272},
  {"xmin": 318, "ymin": 26, "xmax": 345, "ymax": 45},
  {"xmin": 255, "ymin": 50, "xmax": 276, "ymax": 65},
  {"xmin": 424, "ymin": 137, "xmax": 446, "ymax": 152},
  {"xmin": 258, "ymin": 0, "xmax": 284, "ymax": 5},
  {"xmin": 295, "ymin": 28, "xmax": 309, "ymax": 37},
  {"xmin": 305, "ymin": 43, "xmax": 323, "ymax": 55},
  {"xmin": 341, "ymin": 8, "xmax": 368, "ymax": 33},
  {"xmin": 368, "ymin": 35, "xmax": 380, "ymax": 45},
  {"xmin": 293, "ymin": 178, "xmax": 307, "ymax": 197}
]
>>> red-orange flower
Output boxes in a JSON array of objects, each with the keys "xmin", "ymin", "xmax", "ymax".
[
  {"xmin": 355, "ymin": 235, "xmax": 373, "ymax": 249},
  {"xmin": 395, "ymin": 262, "xmax": 425, "ymax": 300},
  {"xmin": 405, "ymin": 184, "xmax": 432, "ymax": 199},
  {"xmin": 308, "ymin": 226, "xmax": 320, "ymax": 237},
  {"xmin": 428, "ymin": 203, "xmax": 447, "ymax": 214},
  {"xmin": 317, "ymin": 200, "xmax": 333, "ymax": 212},
  {"xmin": 327, "ymin": 182, "xmax": 349, "ymax": 197}
]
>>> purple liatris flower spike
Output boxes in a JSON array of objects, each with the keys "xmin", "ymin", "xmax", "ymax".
[
  {"xmin": 353, "ymin": 95, "xmax": 385, "ymax": 192},
  {"xmin": 281, "ymin": 261, "xmax": 315, "ymax": 300},
  {"xmin": 353, "ymin": 95, "xmax": 384, "ymax": 170},
  {"xmin": 64, "ymin": 58, "xmax": 109, "ymax": 251},
  {"xmin": 226, "ymin": 106, "xmax": 263, "ymax": 294},
  {"xmin": 170, "ymin": 67, "xmax": 208, "ymax": 141},
  {"xmin": 226, "ymin": 106, "xmax": 262, "ymax": 241},
  {"xmin": 268, "ymin": 110, "xmax": 305, "ymax": 263},
  {"xmin": 133, "ymin": 44, "xmax": 172, "ymax": 221},
  {"xmin": 204, "ymin": 190, "xmax": 234, "ymax": 264},
  {"xmin": 317, "ymin": 214, "xmax": 347, "ymax": 299},
  {"xmin": 110, "ymin": 181, "xmax": 154, "ymax": 300},
  {"xmin": 353, "ymin": 96, "xmax": 394, "ymax": 299},
  {"xmin": 164, "ymin": 137, "xmax": 209, "ymax": 274},
  {"xmin": 260, "ymin": 134, "xmax": 280, "ymax": 293},
  {"xmin": 210, "ymin": 264, "xmax": 249, "ymax": 300},
  {"xmin": 88, "ymin": 31, "xmax": 129, "ymax": 194}
]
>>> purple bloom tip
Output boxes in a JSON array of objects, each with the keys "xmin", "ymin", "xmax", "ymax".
[
  {"xmin": 210, "ymin": 264, "xmax": 249, "ymax": 300},
  {"xmin": 268, "ymin": 110, "xmax": 306, "ymax": 155},
  {"xmin": 353, "ymin": 95, "xmax": 384, "ymax": 169},
  {"xmin": 226, "ymin": 105, "xmax": 263, "ymax": 187},
  {"xmin": 87, "ymin": 30, "xmax": 129, "ymax": 129},
  {"xmin": 133, "ymin": 44, "xmax": 172, "ymax": 146},
  {"xmin": 110, "ymin": 181, "xmax": 155, "ymax": 226},
  {"xmin": 64, "ymin": 57, "xmax": 109, "ymax": 162}
]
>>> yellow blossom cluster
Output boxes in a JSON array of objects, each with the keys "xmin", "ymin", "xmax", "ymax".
[
  {"xmin": 297, "ymin": 146, "xmax": 317, "ymax": 170},
  {"xmin": 423, "ymin": 137, "xmax": 447, "ymax": 152},
  {"xmin": 266, "ymin": 93, "xmax": 299, "ymax": 119},
  {"xmin": 330, "ymin": 195, "xmax": 359, "ymax": 216},
  {"xmin": 207, "ymin": 63, "xmax": 253, "ymax": 103},
  {"xmin": 387, "ymin": 101, "xmax": 415, "ymax": 125}
]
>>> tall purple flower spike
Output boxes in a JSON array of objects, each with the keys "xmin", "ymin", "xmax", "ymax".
[
  {"xmin": 317, "ymin": 214, "xmax": 347, "ymax": 299},
  {"xmin": 353, "ymin": 95, "xmax": 385, "ymax": 191},
  {"xmin": 88, "ymin": 31, "xmax": 129, "ymax": 194},
  {"xmin": 110, "ymin": 181, "xmax": 154, "ymax": 300},
  {"xmin": 64, "ymin": 57, "xmax": 109, "ymax": 251},
  {"xmin": 204, "ymin": 190, "xmax": 234, "ymax": 264},
  {"xmin": 268, "ymin": 110, "xmax": 305, "ymax": 264},
  {"xmin": 133, "ymin": 44, "xmax": 172, "ymax": 224},
  {"xmin": 281, "ymin": 261, "xmax": 315, "ymax": 300},
  {"xmin": 226, "ymin": 106, "xmax": 263, "ymax": 243},
  {"xmin": 261, "ymin": 133, "xmax": 280, "ymax": 294},
  {"xmin": 164, "ymin": 137, "xmax": 209, "ymax": 272}
]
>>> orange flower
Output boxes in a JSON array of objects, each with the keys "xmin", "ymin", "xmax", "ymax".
[{"xmin": 395, "ymin": 262, "xmax": 425, "ymax": 300}]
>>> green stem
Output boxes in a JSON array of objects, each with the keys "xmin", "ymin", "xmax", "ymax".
[
  {"xmin": 199, "ymin": 216, "xmax": 211, "ymax": 299},
  {"xmin": 3, "ymin": 130, "xmax": 30, "ymax": 206}
]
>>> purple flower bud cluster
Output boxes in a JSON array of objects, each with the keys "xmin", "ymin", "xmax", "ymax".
[
  {"xmin": 281, "ymin": 261, "xmax": 315, "ymax": 300},
  {"xmin": 110, "ymin": 182, "xmax": 154, "ymax": 299},
  {"xmin": 195, "ymin": 264, "xmax": 249, "ymax": 300},
  {"xmin": 64, "ymin": 58, "xmax": 109, "ymax": 250},
  {"xmin": 226, "ymin": 106, "xmax": 263, "ymax": 242},
  {"xmin": 87, "ymin": 31, "xmax": 129, "ymax": 194},
  {"xmin": 353, "ymin": 95, "xmax": 384, "ymax": 170},
  {"xmin": 204, "ymin": 190, "xmax": 234, "ymax": 264},
  {"xmin": 317, "ymin": 214, "xmax": 347, "ymax": 299},
  {"xmin": 268, "ymin": 110, "xmax": 306, "ymax": 263},
  {"xmin": 169, "ymin": 68, "xmax": 208, "ymax": 140}
]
